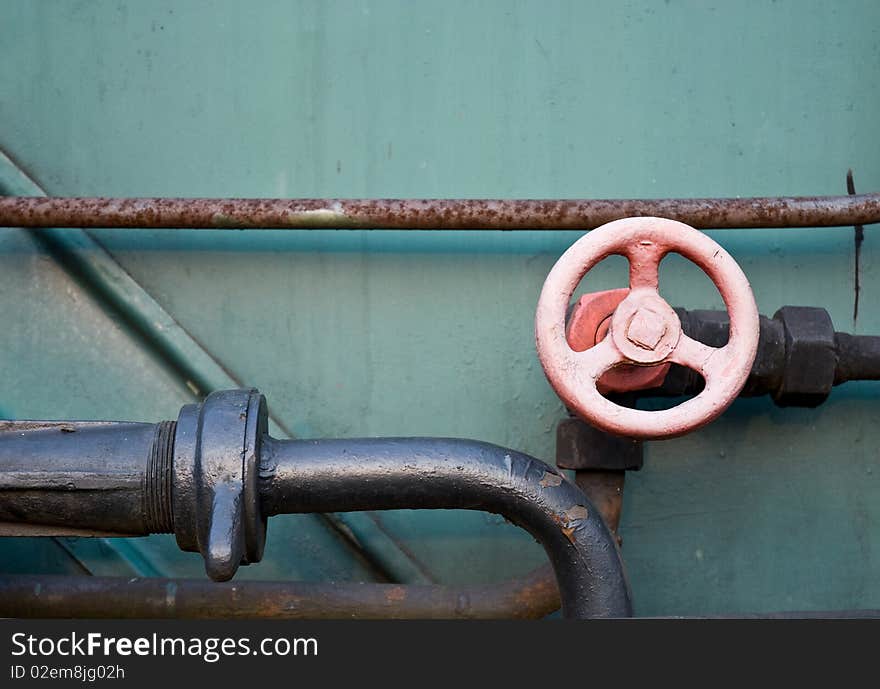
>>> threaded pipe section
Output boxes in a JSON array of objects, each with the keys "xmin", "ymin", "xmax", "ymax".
[{"xmin": 143, "ymin": 420, "xmax": 176, "ymax": 534}]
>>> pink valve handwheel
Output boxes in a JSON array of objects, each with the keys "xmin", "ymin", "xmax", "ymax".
[{"xmin": 535, "ymin": 217, "xmax": 760, "ymax": 440}]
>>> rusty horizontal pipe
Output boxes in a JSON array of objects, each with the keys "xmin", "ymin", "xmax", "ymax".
[
  {"xmin": 0, "ymin": 568, "xmax": 559, "ymax": 620},
  {"xmin": 6, "ymin": 573, "xmax": 875, "ymax": 619},
  {"xmin": 1, "ymin": 194, "xmax": 879, "ymax": 230}
]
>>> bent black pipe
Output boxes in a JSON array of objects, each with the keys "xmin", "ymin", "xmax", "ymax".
[
  {"xmin": 260, "ymin": 437, "xmax": 633, "ymax": 618},
  {"xmin": 0, "ymin": 390, "xmax": 633, "ymax": 619}
]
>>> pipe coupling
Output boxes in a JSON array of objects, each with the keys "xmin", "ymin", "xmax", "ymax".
[{"xmin": 172, "ymin": 389, "xmax": 268, "ymax": 581}]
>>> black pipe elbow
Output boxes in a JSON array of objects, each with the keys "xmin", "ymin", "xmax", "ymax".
[
  {"xmin": 259, "ymin": 436, "xmax": 633, "ymax": 619},
  {"xmin": 0, "ymin": 390, "xmax": 633, "ymax": 618}
]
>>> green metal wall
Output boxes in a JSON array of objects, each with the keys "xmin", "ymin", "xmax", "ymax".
[{"xmin": 1, "ymin": 0, "xmax": 878, "ymax": 616}]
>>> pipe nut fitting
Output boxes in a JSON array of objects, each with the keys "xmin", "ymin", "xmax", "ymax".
[
  {"xmin": 172, "ymin": 389, "xmax": 268, "ymax": 581},
  {"xmin": 772, "ymin": 306, "xmax": 836, "ymax": 407}
]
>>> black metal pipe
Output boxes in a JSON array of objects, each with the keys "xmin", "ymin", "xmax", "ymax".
[
  {"xmin": 630, "ymin": 307, "xmax": 880, "ymax": 405},
  {"xmin": 1, "ymin": 194, "xmax": 879, "ymax": 230},
  {"xmin": 259, "ymin": 437, "xmax": 633, "ymax": 619},
  {"xmin": 0, "ymin": 420, "xmax": 174, "ymax": 535},
  {"xmin": 834, "ymin": 333, "xmax": 880, "ymax": 384}
]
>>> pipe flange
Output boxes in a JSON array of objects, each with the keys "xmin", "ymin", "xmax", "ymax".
[{"xmin": 172, "ymin": 389, "xmax": 268, "ymax": 581}]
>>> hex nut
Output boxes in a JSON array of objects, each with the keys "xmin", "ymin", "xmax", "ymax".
[{"xmin": 772, "ymin": 306, "xmax": 836, "ymax": 407}]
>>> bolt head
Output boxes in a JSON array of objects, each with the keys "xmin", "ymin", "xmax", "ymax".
[{"xmin": 626, "ymin": 309, "xmax": 667, "ymax": 350}]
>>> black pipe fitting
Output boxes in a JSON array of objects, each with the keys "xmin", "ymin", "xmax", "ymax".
[
  {"xmin": 771, "ymin": 306, "xmax": 837, "ymax": 407},
  {"xmin": 0, "ymin": 390, "xmax": 633, "ymax": 618},
  {"xmin": 643, "ymin": 305, "xmax": 880, "ymax": 407},
  {"xmin": 556, "ymin": 394, "xmax": 644, "ymax": 472},
  {"xmin": 171, "ymin": 389, "xmax": 268, "ymax": 582},
  {"xmin": 556, "ymin": 305, "xmax": 880, "ymax": 469}
]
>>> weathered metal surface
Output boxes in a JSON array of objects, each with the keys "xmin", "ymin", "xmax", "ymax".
[
  {"xmin": 0, "ymin": 570, "xmax": 560, "ymax": 619},
  {"xmin": 0, "ymin": 390, "xmax": 632, "ymax": 618},
  {"xmin": 9, "ymin": 572, "xmax": 876, "ymax": 618},
  {"xmin": 848, "ymin": 170, "xmax": 866, "ymax": 321},
  {"xmin": 535, "ymin": 217, "xmax": 760, "ymax": 439},
  {"xmin": 171, "ymin": 390, "xmax": 267, "ymax": 580},
  {"xmin": 0, "ymin": 151, "xmax": 235, "ymax": 399},
  {"xmin": 0, "ymin": 421, "xmax": 164, "ymax": 534},
  {"xmin": 575, "ymin": 471, "xmax": 626, "ymax": 545},
  {"xmin": 556, "ymin": 416, "xmax": 644, "ymax": 472},
  {"xmin": 834, "ymin": 333, "xmax": 880, "ymax": 384},
  {"xmin": 0, "ymin": 194, "xmax": 879, "ymax": 230}
]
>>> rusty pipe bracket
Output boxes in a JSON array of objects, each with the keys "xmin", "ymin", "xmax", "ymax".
[
  {"xmin": 172, "ymin": 389, "xmax": 268, "ymax": 581},
  {"xmin": 556, "ymin": 415, "xmax": 644, "ymax": 471}
]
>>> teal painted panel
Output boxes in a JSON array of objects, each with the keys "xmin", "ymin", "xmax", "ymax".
[
  {"xmin": 0, "ymin": 224, "xmax": 377, "ymax": 583},
  {"xmin": 1, "ymin": 1, "xmax": 879, "ymax": 612},
  {"xmin": 0, "ymin": 538, "xmax": 90, "ymax": 576}
]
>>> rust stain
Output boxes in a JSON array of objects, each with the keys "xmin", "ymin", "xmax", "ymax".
[
  {"xmin": 511, "ymin": 583, "xmax": 559, "ymax": 616},
  {"xmin": 539, "ymin": 471, "xmax": 563, "ymax": 488},
  {"xmin": 0, "ymin": 421, "xmax": 112, "ymax": 433},
  {"xmin": 561, "ymin": 525, "xmax": 577, "ymax": 544},
  {"xmin": 565, "ymin": 505, "xmax": 589, "ymax": 521},
  {"xmin": 385, "ymin": 586, "xmax": 407, "ymax": 603},
  {"xmin": 1, "ymin": 194, "xmax": 879, "ymax": 230},
  {"xmin": 559, "ymin": 505, "xmax": 589, "ymax": 543}
]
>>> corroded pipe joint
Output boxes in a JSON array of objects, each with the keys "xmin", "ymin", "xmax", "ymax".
[{"xmin": 172, "ymin": 389, "xmax": 268, "ymax": 582}]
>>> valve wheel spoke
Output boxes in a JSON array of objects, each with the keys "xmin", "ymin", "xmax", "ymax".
[
  {"xmin": 626, "ymin": 242, "xmax": 664, "ymax": 291},
  {"xmin": 572, "ymin": 335, "xmax": 625, "ymax": 382},
  {"xmin": 668, "ymin": 334, "xmax": 723, "ymax": 377}
]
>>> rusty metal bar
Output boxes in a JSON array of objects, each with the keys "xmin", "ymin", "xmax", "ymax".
[
  {"xmin": 3, "ymin": 572, "xmax": 876, "ymax": 618},
  {"xmin": 0, "ymin": 567, "xmax": 559, "ymax": 620},
  {"xmin": 1, "ymin": 194, "xmax": 879, "ymax": 230}
]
